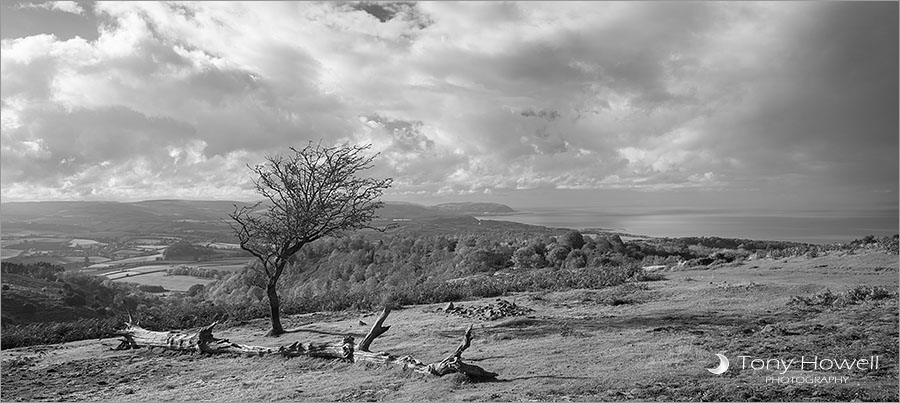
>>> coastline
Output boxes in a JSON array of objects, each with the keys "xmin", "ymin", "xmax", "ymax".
[{"xmin": 476, "ymin": 208, "xmax": 899, "ymax": 245}]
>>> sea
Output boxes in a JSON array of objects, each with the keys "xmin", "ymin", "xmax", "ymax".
[{"xmin": 476, "ymin": 207, "xmax": 899, "ymax": 245}]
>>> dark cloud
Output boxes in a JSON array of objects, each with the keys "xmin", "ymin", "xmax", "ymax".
[
  {"xmin": 1, "ymin": 1, "xmax": 99, "ymax": 41},
  {"xmin": 707, "ymin": 2, "xmax": 898, "ymax": 191},
  {"xmin": 520, "ymin": 109, "xmax": 560, "ymax": 122},
  {"xmin": 348, "ymin": 1, "xmax": 415, "ymax": 23}
]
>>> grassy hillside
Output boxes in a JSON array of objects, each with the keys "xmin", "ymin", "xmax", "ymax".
[
  {"xmin": 0, "ymin": 272, "xmax": 115, "ymax": 325},
  {"xmin": 1, "ymin": 250, "xmax": 896, "ymax": 401}
]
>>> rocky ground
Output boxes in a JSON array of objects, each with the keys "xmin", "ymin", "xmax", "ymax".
[{"xmin": 438, "ymin": 299, "xmax": 535, "ymax": 321}]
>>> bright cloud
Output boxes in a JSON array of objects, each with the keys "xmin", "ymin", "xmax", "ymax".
[
  {"xmin": 18, "ymin": 1, "xmax": 85, "ymax": 15},
  {"xmin": 0, "ymin": 2, "xmax": 896, "ymax": 208}
]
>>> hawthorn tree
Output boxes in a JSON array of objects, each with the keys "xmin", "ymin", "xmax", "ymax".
[{"xmin": 228, "ymin": 142, "xmax": 392, "ymax": 336}]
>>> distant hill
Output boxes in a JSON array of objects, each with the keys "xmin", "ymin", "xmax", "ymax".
[
  {"xmin": 374, "ymin": 202, "xmax": 453, "ymax": 220},
  {"xmin": 433, "ymin": 202, "xmax": 516, "ymax": 215},
  {"xmin": 0, "ymin": 199, "xmax": 518, "ymax": 241},
  {"xmin": 0, "ymin": 200, "xmax": 256, "ymax": 223}
]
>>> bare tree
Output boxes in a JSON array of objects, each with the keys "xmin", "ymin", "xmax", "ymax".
[{"xmin": 228, "ymin": 142, "xmax": 392, "ymax": 336}]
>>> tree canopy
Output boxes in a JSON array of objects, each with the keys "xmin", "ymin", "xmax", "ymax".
[{"xmin": 228, "ymin": 142, "xmax": 392, "ymax": 335}]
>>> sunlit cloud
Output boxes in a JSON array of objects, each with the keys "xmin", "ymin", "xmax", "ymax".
[
  {"xmin": 18, "ymin": 1, "xmax": 85, "ymax": 15},
  {"xmin": 0, "ymin": 2, "xmax": 896, "ymax": 209}
]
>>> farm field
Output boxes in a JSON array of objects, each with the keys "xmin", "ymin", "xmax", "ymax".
[
  {"xmin": 2, "ymin": 250, "xmax": 896, "ymax": 401},
  {"xmin": 191, "ymin": 257, "xmax": 252, "ymax": 271},
  {"xmin": 104, "ymin": 264, "xmax": 174, "ymax": 280},
  {"xmin": 100, "ymin": 257, "xmax": 251, "ymax": 291},
  {"xmin": 1, "ymin": 249, "xmax": 23, "ymax": 259},
  {"xmin": 2, "ymin": 237, "xmax": 68, "ymax": 246},
  {"xmin": 1, "ymin": 239, "xmax": 69, "ymax": 252},
  {"xmin": 86, "ymin": 254, "xmax": 164, "ymax": 269},
  {"xmin": 68, "ymin": 239, "xmax": 106, "ymax": 247}
]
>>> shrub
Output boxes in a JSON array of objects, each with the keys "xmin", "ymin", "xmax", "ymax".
[
  {"xmin": 561, "ymin": 230, "xmax": 585, "ymax": 250},
  {"xmin": 546, "ymin": 245, "xmax": 572, "ymax": 267},
  {"xmin": 790, "ymin": 286, "xmax": 897, "ymax": 309},
  {"xmin": 564, "ymin": 249, "xmax": 587, "ymax": 269},
  {"xmin": 138, "ymin": 285, "xmax": 167, "ymax": 293},
  {"xmin": 186, "ymin": 284, "xmax": 206, "ymax": 297},
  {"xmin": 512, "ymin": 246, "xmax": 547, "ymax": 269},
  {"xmin": 461, "ymin": 248, "xmax": 511, "ymax": 273},
  {"xmin": 1, "ymin": 317, "xmax": 123, "ymax": 349}
]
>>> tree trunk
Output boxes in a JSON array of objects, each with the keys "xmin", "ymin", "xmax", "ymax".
[
  {"xmin": 112, "ymin": 309, "xmax": 497, "ymax": 381},
  {"xmin": 266, "ymin": 281, "xmax": 284, "ymax": 336}
]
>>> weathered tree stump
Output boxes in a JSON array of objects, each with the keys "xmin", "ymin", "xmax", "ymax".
[{"xmin": 112, "ymin": 308, "xmax": 497, "ymax": 380}]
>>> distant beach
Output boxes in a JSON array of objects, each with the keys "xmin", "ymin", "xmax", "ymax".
[{"xmin": 477, "ymin": 208, "xmax": 899, "ymax": 244}]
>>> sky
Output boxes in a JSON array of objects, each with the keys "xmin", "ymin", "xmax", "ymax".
[{"xmin": 1, "ymin": 1, "xmax": 897, "ymax": 213}]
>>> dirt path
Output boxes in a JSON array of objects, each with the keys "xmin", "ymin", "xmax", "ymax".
[{"xmin": 2, "ymin": 251, "xmax": 897, "ymax": 401}]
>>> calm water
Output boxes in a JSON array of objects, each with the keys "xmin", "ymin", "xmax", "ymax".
[{"xmin": 477, "ymin": 208, "xmax": 899, "ymax": 244}]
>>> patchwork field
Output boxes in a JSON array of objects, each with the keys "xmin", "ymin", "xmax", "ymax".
[
  {"xmin": 1, "ymin": 250, "xmax": 897, "ymax": 401},
  {"xmin": 101, "ymin": 258, "xmax": 251, "ymax": 291},
  {"xmin": 0, "ymin": 249, "xmax": 24, "ymax": 259},
  {"xmin": 87, "ymin": 254, "xmax": 164, "ymax": 269}
]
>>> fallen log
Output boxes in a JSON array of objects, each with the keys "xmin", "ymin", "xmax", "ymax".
[{"xmin": 112, "ymin": 309, "xmax": 497, "ymax": 380}]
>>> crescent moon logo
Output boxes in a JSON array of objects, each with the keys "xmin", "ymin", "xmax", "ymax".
[{"xmin": 707, "ymin": 353, "xmax": 730, "ymax": 375}]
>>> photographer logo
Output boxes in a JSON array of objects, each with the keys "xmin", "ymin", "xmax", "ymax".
[
  {"xmin": 706, "ymin": 353, "xmax": 881, "ymax": 384},
  {"xmin": 707, "ymin": 353, "xmax": 730, "ymax": 375}
]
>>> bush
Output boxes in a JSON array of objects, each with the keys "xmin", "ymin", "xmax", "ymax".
[
  {"xmin": 546, "ymin": 245, "xmax": 572, "ymax": 267},
  {"xmin": 138, "ymin": 285, "xmax": 167, "ymax": 293},
  {"xmin": 1, "ymin": 317, "xmax": 123, "ymax": 349},
  {"xmin": 790, "ymin": 285, "xmax": 897, "ymax": 309},
  {"xmin": 561, "ymin": 230, "xmax": 585, "ymax": 250},
  {"xmin": 166, "ymin": 265, "xmax": 224, "ymax": 279},
  {"xmin": 512, "ymin": 246, "xmax": 547, "ymax": 269},
  {"xmin": 564, "ymin": 249, "xmax": 587, "ymax": 269},
  {"xmin": 1, "ymin": 259, "xmax": 663, "ymax": 349},
  {"xmin": 1, "ymin": 262, "xmax": 64, "ymax": 281},
  {"xmin": 186, "ymin": 284, "xmax": 206, "ymax": 297}
]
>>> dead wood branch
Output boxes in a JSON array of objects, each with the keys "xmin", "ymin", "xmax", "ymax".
[
  {"xmin": 111, "ymin": 310, "xmax": 497, "ymax": 380},
  {"xmin": 359, "ymin": 307, "xmax": 391, "ymax": 352}
]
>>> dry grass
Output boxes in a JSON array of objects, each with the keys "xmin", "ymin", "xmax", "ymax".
[{"xmin": 2, "ymin": 250, "xmax": 897, "ymax": 401}]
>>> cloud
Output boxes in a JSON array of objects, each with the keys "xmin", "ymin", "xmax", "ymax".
[
  {"xmin": 0, "ymin": 2, "xmax": 896, "ymax": 207},
  {"xmin": 18, "ymin": 1, "xmax": 85, "ymax": 15}
]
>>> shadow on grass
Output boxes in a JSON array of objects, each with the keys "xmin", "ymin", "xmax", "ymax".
[
  {"xmin": 281, "ymin": 328, "xmax": 365, "ymax": 338},
  {"xmin": 500, "ymin": 375, "xmax": 594, "ymax": 382},
  {"xmin": 467, "ymin": 355, "xmax": 507, "ymax": 362},
  {"xmin": 484, "ymin": 310, "xmax": 779, "ymax": 340}
]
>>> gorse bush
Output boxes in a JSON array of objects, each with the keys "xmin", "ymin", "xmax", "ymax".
[
  {"xmin": 1, "ymin": 263, "xmax": 658, "ymax": 349},
  {"xmin": 790, "ymin": 285, "xmax": 897, "ymax": 309},
  {"xmin": 276, "ymin": 263, "xmax": 651, "ymax": 313},
  {"xmin": 844, "ymin": 285, "xmax": 895, "ymax": 302},
  {"xmin": 1, "ymin": 317, "xmax": 123, "ymax": 349},
  {"xmin": 0, "ymin": 297, "xmax": 267, "ymax": 349},
  {"xmin": 203, "ymin": 230, "xmax": 684, "ymax": 307}
]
